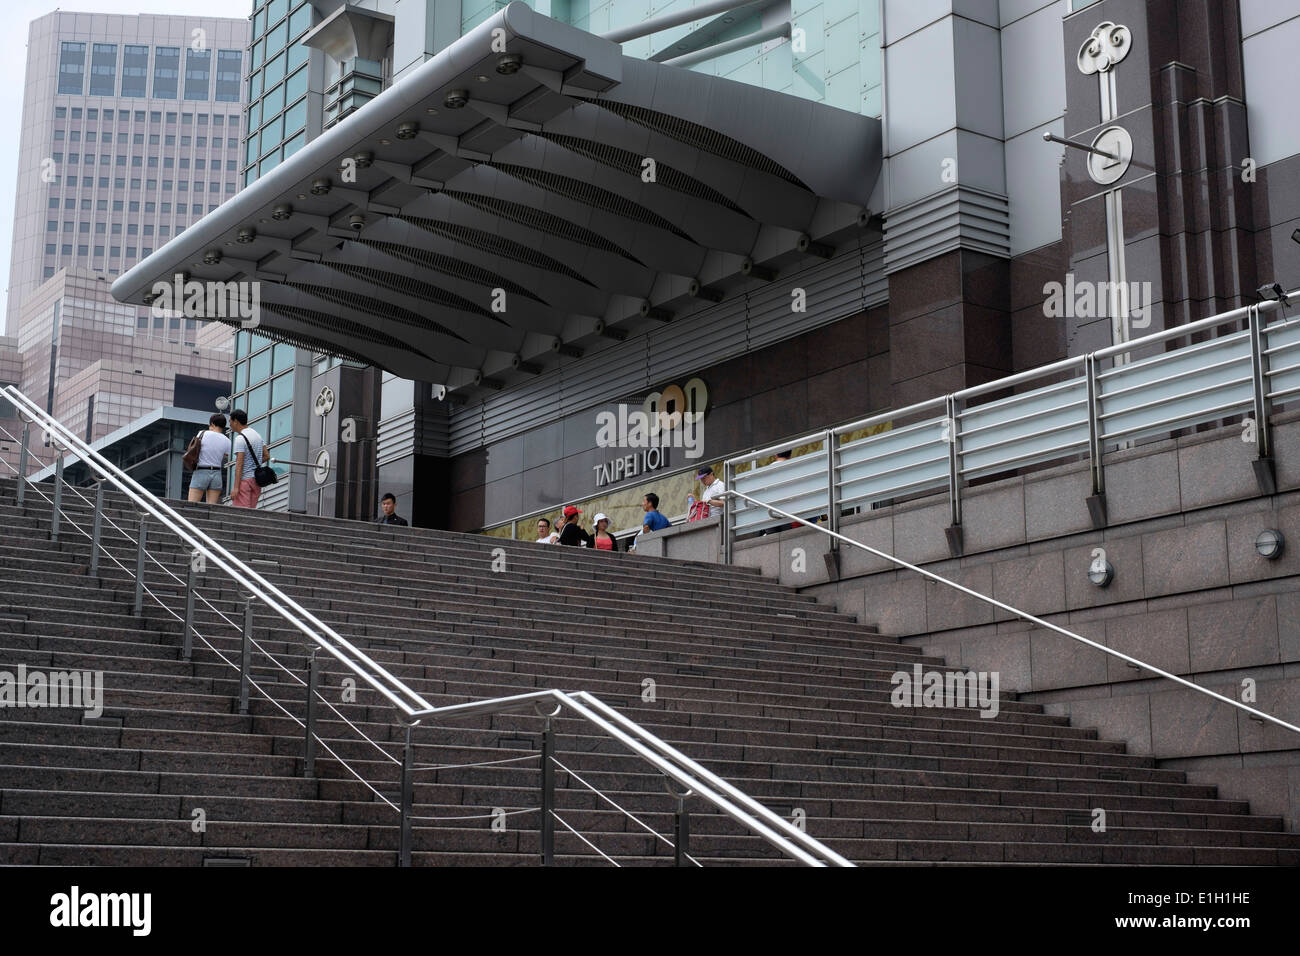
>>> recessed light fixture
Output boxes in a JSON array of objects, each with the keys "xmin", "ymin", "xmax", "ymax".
[
  {"xmin": 425, "ymin": 107, "xmax": 439, "ymax": 115},
  {"xmin": 378, "ymin": 138, "xmax": 391, "ymax": 146},
  {"xmin": 476, "ymin": 74, "xmax": 490, "ymax": 83},
  {"xmin": 1255, "ymin": 529, "xmax": 1285, "ymax": 560},
  {"xmin": 296, "ymin": 193, "xmax": 306, "ymax": 200}
]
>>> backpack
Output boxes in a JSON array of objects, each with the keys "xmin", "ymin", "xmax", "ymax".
[
  {"xmin": 182, "ymin": 431, "xmax": 203, "ymax": 472},
  {"xmin": 687, "ymin": 499, "xmax": 711, "ymax": 522}
]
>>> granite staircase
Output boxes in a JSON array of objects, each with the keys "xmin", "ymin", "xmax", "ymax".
[{"xmin": 0, "ymin": 475, "xmax": 1296, "ymax": 866}]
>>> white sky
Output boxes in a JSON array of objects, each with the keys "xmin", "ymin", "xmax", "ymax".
[{"xmin": 0, "ymin": 1, "xmax": 233, "ymax": 329}]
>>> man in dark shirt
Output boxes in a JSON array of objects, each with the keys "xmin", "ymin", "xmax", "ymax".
[
  {"xmin": 557, "ymin": 505, "xmax": 593, "ymax": 546},
  {"xmin": 375, "ymin": 492, "xmax": 409, "ymax": 527}
]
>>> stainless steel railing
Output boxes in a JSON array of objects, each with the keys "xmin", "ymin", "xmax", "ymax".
[
  {"xmin": 0, "ymin": 387, "xmax": 852, "ymax": 866},
  {"xmin": 721, "ymin": 486, "xmax": 1300, "ymax": 742},
  {"xmin": 723, "ymin": 295, "xmax": 1300, "ymax": 556}
]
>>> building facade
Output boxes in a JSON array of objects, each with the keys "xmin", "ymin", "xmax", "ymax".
[
  {"xmin": 114, "ymin": 0, "xmax": 1300, "ymax": 534},
  {"xmin": 1, "ymin": 11, "xmax": 252, "ymax": 482}
]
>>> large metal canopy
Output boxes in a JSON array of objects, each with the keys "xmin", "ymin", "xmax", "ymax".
[{"xmin": 112, "ymin": 2, "xmax": 882, "ymax": 393}]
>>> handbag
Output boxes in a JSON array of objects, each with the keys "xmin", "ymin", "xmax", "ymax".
[
  {"xmin": 182, "ymin": 431, "xmax": 203, "ymax": 472},
  {"xmin": 239, "ymin": 431, "xmax": 279, "ymax": 487}
]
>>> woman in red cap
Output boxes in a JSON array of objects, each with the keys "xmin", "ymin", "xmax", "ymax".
[{"xmin": 557, "ymin": 505, "xmax": 594, "ymax": 547}]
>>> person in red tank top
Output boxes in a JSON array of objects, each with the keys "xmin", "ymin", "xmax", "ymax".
[{"xmin": 592, "ymin": 513, "xmax": 618, "ymax": 551}]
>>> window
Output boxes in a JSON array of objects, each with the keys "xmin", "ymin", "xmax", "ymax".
[
  {"xmin": 133, "ymin": 133, "xmax": 143, "ymax": 144},
  {"xmin": 87, "ymin": 108, "xmax": 98, "ymax": 120},
  {"xmin": 166, "ymin": 111, "xmax": 177, "ymax": 123},
  {"xmin": 153, "ymin": 46, "xmax": 179, "ymax": 98},
  {"xmin": 71, "ymin": 108, "xmax": 82, "ymax": 118},
  {"xmin": 54, "ymin": 129, "xmax": 65, "ymax": 141},
  {"xmin": 45, "ymin": 243, "xmax": 56, "ymax": 254},
  {"xmin": 89, "ymin": 43, "xmax": 118, "ymax": 96},
  {"xmin": 216, "ymin": 50, "xmax": 243, "ymax": 102},
  {"xmin": 58, "ymin": 42, "xmax": 86, "ymax": 95},
  {"xmin": 121, "ymin": 45, "xmax": 148, "ymax": 97},
  {"xmin": 46, "ymin": 220, "xmax": 57, "ymax": 231},
  {"xmin": 150, "ymin": 111, "xmax": 161, "ymax": 122},
  {"xmin": 184, "ymin": 49, "xmax": 211, "ymax": 100},
  {"xmin": 134, "ymin": 110, "xmax": 145, "ymax": 121},
  {"xmin": 54, "ymin": 106, "xmax": 66, "ymax": 118},
  {"xmin": 48, "ymin": 198, "xmax": 59, "ymax": 209}
]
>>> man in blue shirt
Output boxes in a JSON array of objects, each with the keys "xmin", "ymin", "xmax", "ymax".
[{"xmin": 641, "ymin": 492, "xmax": 672, "ymax": 533}]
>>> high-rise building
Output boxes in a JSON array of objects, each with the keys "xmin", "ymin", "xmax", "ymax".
[{"xmin": 1, "ymin": 11, "xmax": 251, "ymax": 480}]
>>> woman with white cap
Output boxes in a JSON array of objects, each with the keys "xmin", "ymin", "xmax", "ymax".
[{"xmin": 592, "ymin": 513, "xmax": 619, "ymax": 552}]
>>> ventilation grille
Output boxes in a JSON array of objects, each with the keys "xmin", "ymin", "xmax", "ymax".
[
  {"xmin": 535, "ymin": 131, "xmax": 751, "ymax": 218},
  {"xmin": 593, "ymin": 99, "xmax": 808, "ymax": 189},
  {"xmin": 263, "ymin": 302, "xmax": 439, "ymax": 360},
  {"xmin": 352, "ymin": 236, "xmax": 547, "ymax": 304},
  {"xmin": 287, "ymin": 276, "xmax": 497, "ymax": 330},
  {"xmin": 408, "ymin": 205, "xmax": 619, "ymax": 277},
  {"xmin": 251, "ymin": 325, "xmax": 373, "ymax": 365},
  {"xmin": 299, "ymin": 269, "xmax": 476, "ymax": 341},
  {"xmin": 489, "ymin": 162, "xmax": 696, "ymax": 243}
]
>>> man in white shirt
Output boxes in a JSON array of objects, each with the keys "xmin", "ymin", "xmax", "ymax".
[
  {"xmin": 187, "ymin": 413, "xmax": 231, "ymax": 504},
  {"xmin": 698, "ymin": 466, "xmax": 726, "ymax": 507},
  {"xmin": 535, "ymin": 517, "xmax": 560, "ymax": 544},
  {"xmin": 230, "ymin": 408, "xmax": 269, "ymax": 510}
]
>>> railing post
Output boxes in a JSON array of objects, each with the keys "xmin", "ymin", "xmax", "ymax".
[
  {"xmin": 825, "ymin": 429, "xmax": 840, "ymax": 540},
  {"xmin": 238, "ymin": 595, "xmax": 253, "ymax": 715},
  {"xmin": 182, "ymin": 553, "xmax": 197, "ymax": 662},
  {"xmin": 1247, "ymin": 304, "xmax": 1278, "ymax": 495},
  {"xmin": 50, "ymin": 453, "xmax": 64, "ymax": 542},
  {"xmin": 721, "ymin": 460, "xmax": 735, "ymax": 564},
  {"xmin": 674, "ymin": 795, "xmax": 690, "ymax": 867},
  {"xmin": 943, "ymin": 395, "xmax": 964, "ymax": 557},
  {"xmin": 540, "ymin": 717, "xmax": 555, "ymax": 865},
  {"xmin": 399, "ymin": 723, "xmax": 414, "ymax": 867},
  {"xmin": 89, "ymin": 481, "xmax": 105, "ymax": 576},
  {"xmin": 1084, "ymin": 354, "xmax": 1109, "ymax": 527},
  {"xmin": 133, "ymin": 514, "xmax": 148, "ymax": 616},
  {"xmin": 16, "ymin": 421, "xmax": 30, "ymax": 507},
  {"xmin": 303, "ymin": 649, "xmax": 319, "ymax": 778}
]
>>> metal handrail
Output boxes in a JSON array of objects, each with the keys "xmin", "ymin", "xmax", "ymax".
[
  {"xmin": 408, "ymin": 688, "xmax": 854, "ymax": 867},
  {"xmin": 3, "ymin": 389, "xmax": 851, "ymax": 866},
  {"xmin": 723, "ymin": 294, "xmax": 1300, "ymax": 548},
  {"xmin": 721, "ymin": 487, "xmax": 1300, "ymax": 741},
  {"xmin": 2, "ymin": 385, "xmax": 430, "ymax": 718}
]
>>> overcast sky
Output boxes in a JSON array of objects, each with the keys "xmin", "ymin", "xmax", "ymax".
[{"xmin": 0, "ymin": 1, "xmax": 230, "ymax": 329}]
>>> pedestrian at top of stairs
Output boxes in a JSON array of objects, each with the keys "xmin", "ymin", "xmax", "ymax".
[
  {"xmin": 376, "ymin": 492, "xmax": 409, "ymax": 527},
  {"xmin": 186, "ymin": 413, "xmax": 231, "ymax": 505},
  {"xmin": 535, "ymin": 517, "xmax": 560, "ymax": 544},
  {"xmin": 557, "ymin": 505, "xmax": 593, "ymax": 547},
  {"xmin": 230, "ymin": 409, "xmax": 269, "ymax": 510}
]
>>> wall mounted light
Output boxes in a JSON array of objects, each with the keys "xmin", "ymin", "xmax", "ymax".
[
  {"xmin": 1087, "ymin": 558, "xmax": 1114, "ymax": 587},
  {"xmin": 1257, "ymin": 282, "xmax": 1289, "ymax": 306},
  {"xmin": 395, "ymin": 121, "xmax": 419, "ymax": 140},
  {"xmin": 496, "ymin": 54, "xmax": 522, "ymax": 75},
  {"xmin": 271, "ymin": 203, "xmax": 293, "ymax": 221},
  {"xmin": 310, "ymin": 178, "xmax": 331, "ymax": 195},
  {"xmin": 444, "ymin": 89, "xmax": 469, "ymax": 109},
  {"xmin": 1255, "ymin": 529, "xmax": 1285, "ymax": 560}
]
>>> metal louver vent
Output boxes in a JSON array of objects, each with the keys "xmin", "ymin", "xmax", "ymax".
[
  {"xmin": 440, "ymin": 192, "xmax": 643, "ymax": 266},
  {"xmin": 400, "ymin": 209, "xmax": 613, "ymax": 280},
  {"xmin": 350, "ymin": 237, "xmax": 547, "ymax": 304},
  {"xmin": 592, "ymin": 100, "xmax": 809, "ymax": 189},
  {"xmin": 250, "ymin": 325, "xmax": 375, "ymax": 366},
  {"xmin": 535, "ymin": 131, "xmax": 751, "ymax": 218},
  {"xmin": 264, "ymin": 302, "xmax": 443, "ymax": 360},
  {"xmin": 299, "ymin": 270, "xmax": 474, "ymax": 341},
  {"xmin": 285, "ymin": 276, "xmax": 500, "ymax": 329},
  {"xmin": 488, "ymin": 162, "xmax": 697, "ymax": 243}
]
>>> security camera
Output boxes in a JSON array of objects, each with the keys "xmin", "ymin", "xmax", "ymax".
[{"xmin": 348, "ymin": 214, "xmax": 366, "ymax": 231}]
